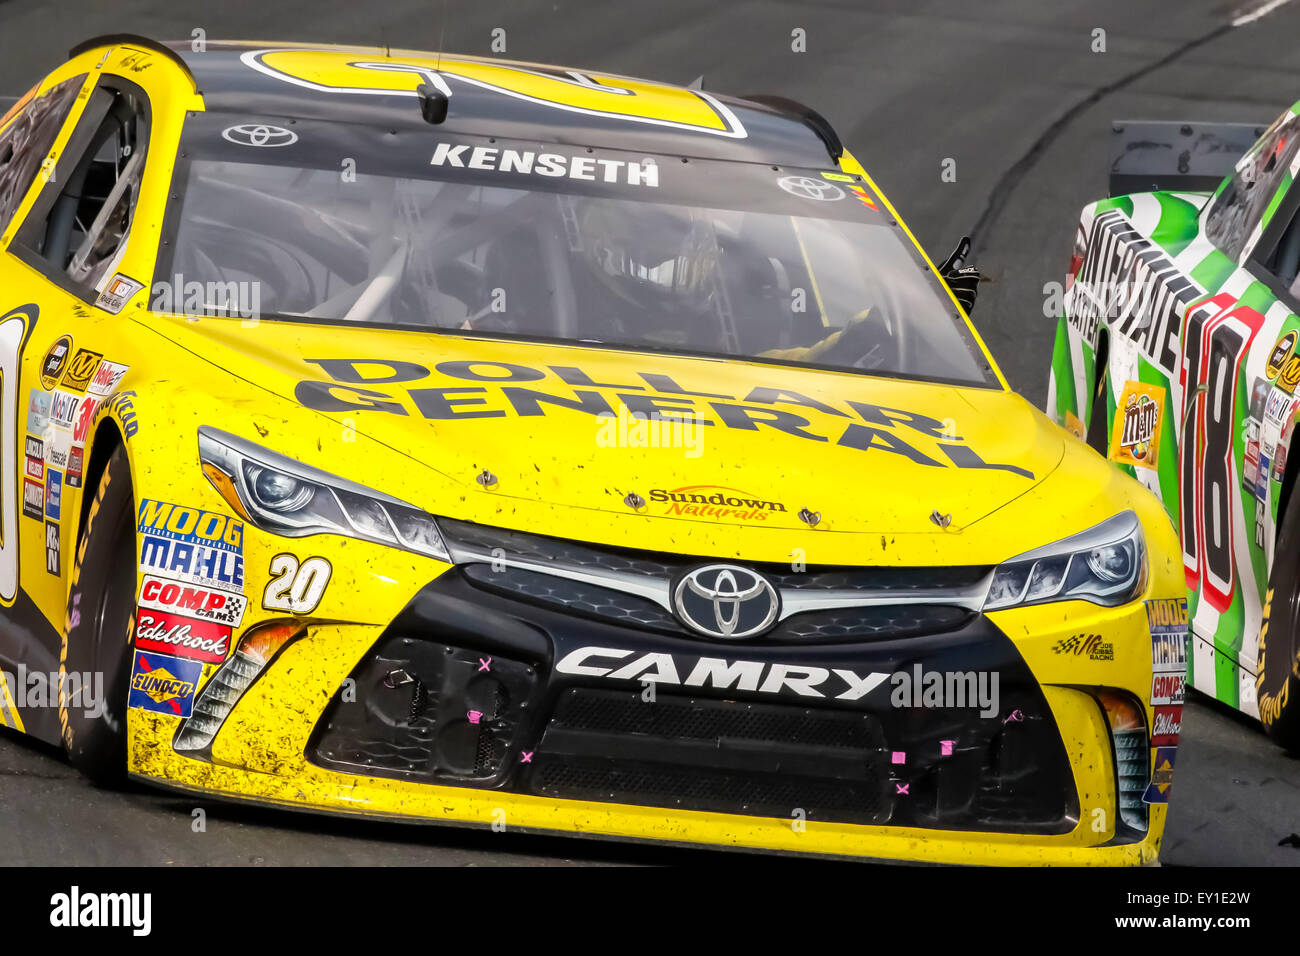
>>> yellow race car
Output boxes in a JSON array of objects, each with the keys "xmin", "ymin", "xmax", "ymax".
[{"xmin": 0, "ymin": 35, "xmax": 1185, "ymax": 864}]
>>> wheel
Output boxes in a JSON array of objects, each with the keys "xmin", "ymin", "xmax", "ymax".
[
  {"xmin": 1258, "ymin": 485, "xmax": 1300, "ymax": 749},
  {"xmin": 58, "ymin": 445, "xmax": 137, "ymax": 784}
]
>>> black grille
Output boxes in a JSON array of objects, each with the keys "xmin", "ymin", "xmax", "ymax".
[
  {"xmin": 535, "ymin": 689, "xmax": 891, "ymax": 824},
  {"xmin": 462, "ymin": 564, "xmax": 680, "ymax": 632},
  {"xmin": 441, "ymin": 517, "xmax": 992, "ymax": 594},
  {"xmin": 310, "ymin": 574, "xmax": 1079, "ymax": 836},
  {"xmin": 554, "ymin": 689, "xmax": 877, "ymax": 748},
  {"xmin": 458, "ymin": 563, "xmax": 979, "ymax": 644},
  {"xmin": 772, "ymin": 605, "xmax": 974, "ymax": 641},
  {"xmin": 535, "ymin": 761, "xmax": 890, "ymax": 819}
]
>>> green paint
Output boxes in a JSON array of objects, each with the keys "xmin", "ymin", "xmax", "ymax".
[
  {"xmin": 1095, "ymin": 195, "xmax": 1134, "ymax": 218},
  {"xmin": 1151, "ymin": 193, "xmax": 1201, "ymax": 258},
  {"xmin": 1050, "ymin": 314, "xmax": 1078, "ymax": 423},
  {"xmin": 1190, "ymin": 249, "xmax": 1237, "ymax": 294}
]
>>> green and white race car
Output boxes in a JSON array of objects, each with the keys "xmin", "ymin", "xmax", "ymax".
[{"xmin": 1048, "ymin": 101, "xmax": 1300, "ymax": 747}]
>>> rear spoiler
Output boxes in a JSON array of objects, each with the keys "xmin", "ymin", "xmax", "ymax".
[{"xmin": 1109, "ymin": 120, "xmax": 1268, "ymax": 197}]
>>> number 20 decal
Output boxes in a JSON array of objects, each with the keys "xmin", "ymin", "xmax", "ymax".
[{"xmin": 262, "ymin": 554, "xmax": 332, "ymax": 614}]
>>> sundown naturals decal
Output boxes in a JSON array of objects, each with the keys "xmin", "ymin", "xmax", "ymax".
[
  {"xmin": 295, "ymin": 359, "xmax": 1036, "ymax": 479},
  {"xmin": 649, "ymin": 486, "xmax": 787, "ymax": 522},
  {"xmin": 1110, "ymin": 381, "xmax": 1165, "ymax": 470}
]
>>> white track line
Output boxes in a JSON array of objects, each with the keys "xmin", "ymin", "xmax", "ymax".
[{"xmin": 1233, "ymin": 0, "xmax": 1296, "ymax": 27}]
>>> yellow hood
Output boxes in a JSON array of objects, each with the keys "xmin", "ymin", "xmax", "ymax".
[{"xmin": 143, "ymin": 314, "xmax": 1064, "ymax": 543}]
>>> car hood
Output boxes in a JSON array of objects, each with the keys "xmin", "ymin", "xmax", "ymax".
[{"xmin": 143, "ymin": 314, "xmax": 1065, "ymax": 549}]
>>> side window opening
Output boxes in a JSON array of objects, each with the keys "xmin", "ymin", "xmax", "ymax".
[
  {"xmin": 1259, "ymin": 204, "xmax": 1300, "ymax": 297},
  {"xmin": 15, "ymin": 82, "xmax": 149, "ymax": 294},
  {"xmin": 1206, "ymin": 109, "xmax": 1300, "ymax": 263},
  {"xmin": 0, "ymin": 76, "xmax": 85, "ymax": 236}
]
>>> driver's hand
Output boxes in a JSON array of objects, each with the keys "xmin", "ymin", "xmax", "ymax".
[{"xmin": 759, "ymin": 308, "xmax": 872, "ymax": 362}]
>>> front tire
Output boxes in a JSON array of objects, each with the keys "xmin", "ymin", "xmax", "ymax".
[
  {"xmin": 1258, "ymin": 485, "xmax": 1300, "ymax": 749},
  {"xmin": 59, "ymin": 445, "xmax": 137, "ymax": 784}
]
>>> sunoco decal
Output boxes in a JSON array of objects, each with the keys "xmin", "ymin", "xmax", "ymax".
[
  {"xmin": 127, "ymin": 650, "xmax": 201, "ymax": 717},
  {"xmin": 1143, "ymin": 746, "xmax": 1177, "ymax": 804}
]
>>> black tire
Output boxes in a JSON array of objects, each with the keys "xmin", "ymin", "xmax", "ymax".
[
  {"xmin": 59, "ymin": 445, "xmax": 137, "ymax": 784},
  {"xmin": 1258, "ymin": 486, "xmax": 1300, "ymax": 750}
]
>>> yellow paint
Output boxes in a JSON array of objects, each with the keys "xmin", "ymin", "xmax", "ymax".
[{"xmin": 0, "ymin": 38, "xmax": 1187, "ymax": 864}]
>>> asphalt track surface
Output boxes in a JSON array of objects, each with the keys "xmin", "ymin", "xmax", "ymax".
[{"xmin": 2, "ymin": 0, "xmax": 1300, "ymax": 866}]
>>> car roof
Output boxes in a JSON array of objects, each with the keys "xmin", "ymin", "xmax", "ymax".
[{"xmin": 74, "ymin": 37, "xmax": 844, "ymax": 168}]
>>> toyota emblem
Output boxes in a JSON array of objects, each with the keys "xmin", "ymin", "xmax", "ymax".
[
  {"xmin": 221, "ymin": 124, "xmax": 299, "ymax": 148},
  {"xmin": 776, "ymin": 175, "xmax": 844, "ymax": 202},
  {"xmin": 672, "ymin": 565, "xmax": 780, "ymax": 639}
]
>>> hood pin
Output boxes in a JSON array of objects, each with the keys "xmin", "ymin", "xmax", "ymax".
[
  {"xmin": 476, "ymin": 469, "xmax": 498, "ymax": 488},
  {"xmin": 930, "ymin": 510, "xmax": 953, "ymax": 528},
  {"xmin": 797, "ymin": 508, "xmax": 821, "ymax": 527},
  {"xmin": 623, "ymin": 492, "xmax": 646, "ymax": 510}
]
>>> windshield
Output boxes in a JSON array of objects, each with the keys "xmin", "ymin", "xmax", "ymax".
[{"xmin": 156, "ymin": 116, "xmax": 995, "ymax": 386}]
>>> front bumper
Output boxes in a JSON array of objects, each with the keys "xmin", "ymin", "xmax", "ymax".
[{"xmin": 128, "ymin": 559, "xmax": 1171, "ymax": 865}]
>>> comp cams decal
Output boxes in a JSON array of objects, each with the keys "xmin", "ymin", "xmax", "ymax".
[
  {"xmin": 136, "ymin": 574, "xmax": 247, "ymax": 664},
  {"xmin": 296, "ymin": 360, "xmax": 1037, "ymax": 479}
]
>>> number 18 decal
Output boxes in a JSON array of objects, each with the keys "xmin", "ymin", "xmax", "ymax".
[
  {"xmin": 1179, "ymin": 293, "xmax": 1266, "ymax": 613},
  {"xmin": 262, "ymin": 554, "xmax": 332, "ymax": 614}
]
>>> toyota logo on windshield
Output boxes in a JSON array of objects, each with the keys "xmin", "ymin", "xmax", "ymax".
[
  {"xmin": 776, "ymin": 175, "xmax": 844, "ymax": 202},
  {"xmin": 672, "ymin": 565, "xmax": 780, "ymax": 639},
  {"xmin": 221, "ymin": 124, "xmax": 299, "ymax": 148}
]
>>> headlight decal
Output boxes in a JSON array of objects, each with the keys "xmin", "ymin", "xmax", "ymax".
[
  {"xmin": 983, "ymin": 511, "xmax": 1147, "ymax": 611},
  {"xmin": 198, "ymin": 426, "xmax": 450, "ymax": 562}
]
